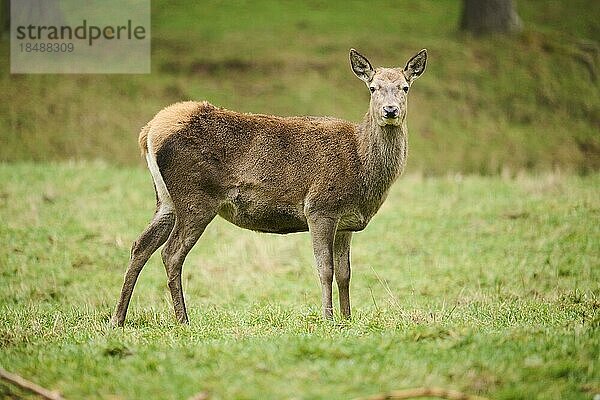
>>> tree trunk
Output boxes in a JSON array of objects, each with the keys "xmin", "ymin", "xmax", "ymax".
[
  {"xmin": 460, "ymin": 0, "xmax": 522, "ymax": 35},
  {"xmin": 3, "ymin": 0, "xmax": 9, "ymax": 33}
]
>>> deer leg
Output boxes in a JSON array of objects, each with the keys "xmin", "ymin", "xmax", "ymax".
[
  {"xmin": 334, "ymin": 231, "xmax": 352, "ymax": 319},
  {"xmin": 161, "ymin": 210, "xmax": 215, "ymax": 324},
  {"xmin": 308, "ymin": 215, "xmax": 339, "ymax": 320},
  {"xmin": 111, "ymin": 205, "xmax": 175, "ymax": 327}
]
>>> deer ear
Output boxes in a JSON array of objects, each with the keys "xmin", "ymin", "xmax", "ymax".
[
  {"xmin": 350, "ymin": 48, "xmax": 375, "ymax": 83},
  {"xmin": 404, "ymin": 49, "xmax": 427, "ymax": 82}
]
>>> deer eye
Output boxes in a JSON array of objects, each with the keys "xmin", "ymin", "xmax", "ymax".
[
  {"xmin": 402, "ymin": 85, "xmax": 409, "ymax": 93},
  {"xmin": 369, "ymin": 86, "xmax": 376, "ymax": 93}
]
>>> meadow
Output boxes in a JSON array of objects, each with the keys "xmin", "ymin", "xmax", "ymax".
[
  {"xmin": 0, "ymin": 163, "xmax": 598, "ymax": 399},
  {"xmin": 0, "ymin": 0, "xmax": 598, "ymax": 173},
  {"xmin": 0, "ymin": 0, "xmax": 599, "ymax": 399}
]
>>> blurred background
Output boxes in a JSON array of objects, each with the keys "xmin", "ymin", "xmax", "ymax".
[{"xmin": 1, "ymin": 0, "xmax": 598, "ymax": 175}]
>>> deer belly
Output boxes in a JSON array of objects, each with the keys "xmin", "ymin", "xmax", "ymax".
[
  {"xmin": 218, "ymin": 196, "xmax": 308, "ymax": 234},
  {"xmin": 338, "ymin": 210, "xmax": 369, "ymax": 231}
]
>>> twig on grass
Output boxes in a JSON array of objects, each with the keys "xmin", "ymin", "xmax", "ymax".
[
  {"xmin": 188, "ymin": 391, "xmax": 210, "ymax": 400},
  {"xmin": 352, "ymin": 387, "xmax": 489, "ymax": 400},
  {"xmin": 0, "ymin": 367, "xmax": 64, "ymax": 400}
]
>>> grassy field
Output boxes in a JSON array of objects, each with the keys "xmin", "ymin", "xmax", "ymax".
[
  {"xmin": 0, "ymin": 163, "xmax": 598, "ymax": 399},
  {"xmin": 0, "ymin": 1, "xmax": 599, "ymax": 398},
  {"xmin": 1, "ymin": 0, "xmax": 599, "ymax": 173}
]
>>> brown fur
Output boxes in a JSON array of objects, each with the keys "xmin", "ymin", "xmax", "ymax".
[
  {"xmin": 112, "ymin": 49, "xmax": 427, "ymax": 326},
  {"xmin": 154, "ymin": 107, "xmax": 371, "ymax": 232},
  {"xmin": 139, "ymin": 101, "xmax": 212, "ymax": 154}
]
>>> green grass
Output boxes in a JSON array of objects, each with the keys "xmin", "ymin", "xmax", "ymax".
[
  {"xmin": 0, "ymin": 3, "xmax": 599, "ymax": 397},
  {"xmin": 0, "ymin": 163, "xmax": 598, "ymax": 399},
  {"xmin": 1, "ymin": 0, "xmax": 599, "ymax": 173}
]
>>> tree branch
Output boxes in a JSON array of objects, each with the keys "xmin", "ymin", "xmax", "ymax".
[
  {"xmin": 0, "ymin": 367, "xmax": 64, "ymax": 400},
  {"xmin": 353, "ymin": 387, "xmax": 490, "ymax": 400}
]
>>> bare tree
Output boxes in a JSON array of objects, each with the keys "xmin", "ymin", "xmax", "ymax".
[{"xmin": 460, "ymin": 0, "xmax": 522, "ymax": 35}]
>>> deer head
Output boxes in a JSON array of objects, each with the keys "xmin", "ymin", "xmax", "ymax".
[{"xmin": 350, "ymin": 48, "xmax": 427, "ymax": 127}]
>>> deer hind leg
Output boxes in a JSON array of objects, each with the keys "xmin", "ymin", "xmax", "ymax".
[
  {"xmin": 161, "ymin": 204, "xmax": 217, "ymax": 324},
  {"xmin": 334, "ymin": 231, "xmax": 352, "ymax": 319},
  {"xmin": 308, "ymin": 214, "xmax": 339, "ymax": 320},
  {"xmin": 111, "ymin": 203, "xmax": 175, "ymax": 327}
]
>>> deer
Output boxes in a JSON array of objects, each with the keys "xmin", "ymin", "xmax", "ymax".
[{"xmin": 110, "ymin": 48, "xmax": 427, "ymax": 327}]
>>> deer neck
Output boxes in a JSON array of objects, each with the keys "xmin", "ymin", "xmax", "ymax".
[{"xmin": 357, "ymin": 110, "xmax": 408, "ymax": 200}]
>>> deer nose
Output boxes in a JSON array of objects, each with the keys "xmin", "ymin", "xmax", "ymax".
[{"xmin": 383, "ymin": 106, "xmax": 399, "ymax": 119}]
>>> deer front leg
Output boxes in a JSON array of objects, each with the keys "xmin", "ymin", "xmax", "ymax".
[
  {"xmin": 334, "ymin": 231, "xmax": 352, "ymax": 319},
  {"xmin": 308, "ymin": 215, "xmax": 338, "ymax": 320}
]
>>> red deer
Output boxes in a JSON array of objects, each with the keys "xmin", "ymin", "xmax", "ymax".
[{"xmin": 111, "ymin": 48, "xmax": 427, "ymax": 326}]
